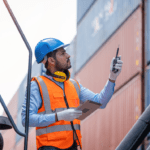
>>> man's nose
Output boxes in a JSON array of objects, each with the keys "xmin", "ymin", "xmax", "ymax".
[{"xmin": 66, "ymin": 53, "xmax": 70, "ymax": 58}]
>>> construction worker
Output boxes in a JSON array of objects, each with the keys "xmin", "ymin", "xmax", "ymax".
[{"xmin": 21, "ymin": 38, "xmax": 123, "ymax": 150}]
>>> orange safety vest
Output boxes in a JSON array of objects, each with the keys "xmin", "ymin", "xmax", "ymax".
[{"xmin": 32, "ymin": 76, "xmax": 82, "ymax": 150}]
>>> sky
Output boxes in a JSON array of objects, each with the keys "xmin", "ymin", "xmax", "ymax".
[{"xmin": 0, "ymin": 0, "xmax": 77, "ymax": 115}]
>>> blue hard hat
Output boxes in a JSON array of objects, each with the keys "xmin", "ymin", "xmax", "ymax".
[{"xmin": 35, "ymin": 38, "xmax": 70, "ymax": 63}]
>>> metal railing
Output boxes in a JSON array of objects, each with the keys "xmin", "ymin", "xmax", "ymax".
[{"xmin": 2, "ymin": 0, "xmax": 32, "ymax": 149}]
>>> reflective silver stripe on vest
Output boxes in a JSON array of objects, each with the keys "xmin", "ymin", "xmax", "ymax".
[
  {"xmin": 36, "ymin": 124, "xmax": 80, "ymax": 136},
  {"xmin": 38, "ymin": 107, "xmax": 77, "ymax": 114},
  {"xmin": 69, "ymin": 79, "xmax": 80, "ymax": 98},
  {"xmin": 37, "ymin": 77, "xmax": 52, "ymax": 114}
]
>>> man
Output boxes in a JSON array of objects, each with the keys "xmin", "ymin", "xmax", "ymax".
[{"xmin": 21, "ymin": 38, "xmax": 123, "ymax": 150}]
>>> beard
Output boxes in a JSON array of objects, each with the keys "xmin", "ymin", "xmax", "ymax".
[{"xmin": 55, "ymin": 58, "xmax": 71, "ymax": 72}]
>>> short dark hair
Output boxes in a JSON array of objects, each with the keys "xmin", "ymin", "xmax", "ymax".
[{"xmin": 45, "ymin": 49, "xmax": 58, "ymax": 69}]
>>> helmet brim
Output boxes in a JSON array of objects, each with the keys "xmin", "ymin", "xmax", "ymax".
[{"xmin": 53, "ymin": 44, "xmax": 70, "ymax": 51}]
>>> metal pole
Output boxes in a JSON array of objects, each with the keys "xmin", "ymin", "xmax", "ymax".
[{"xmin": 3, "ymin": 0, "xmax": 32, "ymax": 150}]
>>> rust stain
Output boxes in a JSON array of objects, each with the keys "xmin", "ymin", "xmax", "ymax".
[
  {"xmin": 136, "ymin": 115, "xmax": 139, "ymax": 120},
  {"xmin": 136, "ymin": 60, "xmax": 139, "ymax": 66}
]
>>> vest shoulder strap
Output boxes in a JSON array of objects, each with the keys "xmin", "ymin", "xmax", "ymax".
[
  {"xmin": 69, "ymin": 79, "xmax": 80, "ymax": 98},
  {"xmin": 33, "ymin": 76, "xmax": 53, "ymax": 114}
]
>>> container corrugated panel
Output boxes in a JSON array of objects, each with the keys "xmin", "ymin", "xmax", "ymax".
[
  {"xmin": 76, "ymin": 0, "xmax": 141, "ymax": 72},
  {"xmin": 15, "ymin": 137, "xmax": 24, "ymax": 150},
  {"xmin": 145, "ymin": 66, "xmax": 150, "ymax": 148},
  {"xmin": 1, "ymin": 117, "xmax": 17, "ymax": 150},
  {"xmin": 145, "ymin": 66, "xmax": 150, "ymax": 108},
  {"xmin": 77, "ymin": 0, "xmax": 96, "ymax": 24},
  {"xmin": 2, "ymin": 89, "xmax": 18, "ymax": 118},
  {"xmin": 66, "ymin": 36, "xmax": 76, "ymax": 78},
  {"xmin": 16, "ymin": 109, "xmax": 25, "ymax": 143},
  {"xmin": 75, "ymin": 7, "xmax": 142, "ymax": 92},
  {"xmin": 15, "ymin": 128, "xmax": 36, "ymax": 150},
  {"xmin": 81, "ymin": 75, "xmax": 142, "ymax": 150},
  {"xmin": 145, "ymin": 0, "xmax": 150, "ymax": 64},
  {"xmin": 28, "ymin": 128, "xmax": 36, "ymax": 149}
]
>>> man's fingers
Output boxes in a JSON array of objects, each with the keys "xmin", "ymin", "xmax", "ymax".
[
  {"xmin": 74, "ymin": 110, "xmax": 82, "ymax": 114},
  {"xmin": 115, "ymin": 64, "xmax": 122, "ymax": 67},
  {"xmin": 114, "ymin": 66, "xmax": 122, "ymax": 70},
  {"xmin": 74, "ymin": 110, "xmax": 82, "ymax": 113},
  {"xmin": 117, "ymin": 60, "xmax": 123, "ymax": 64},
  {"xmin": 75, "ymin": 112, "xmax": 82, "ymax": 115}
]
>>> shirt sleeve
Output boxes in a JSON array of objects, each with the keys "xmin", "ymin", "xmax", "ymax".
[
  {"xmin": 79, "ymin": 80, "xmax": 115, "ymax": 109},
  {"xmin": 21, "ymin": 81, "xmax": 56, "ymax": 127}
]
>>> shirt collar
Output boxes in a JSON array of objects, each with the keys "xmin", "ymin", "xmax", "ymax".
[{"xmin": 44, "ymin": 73, "xmax": 53, "ymax": 80}]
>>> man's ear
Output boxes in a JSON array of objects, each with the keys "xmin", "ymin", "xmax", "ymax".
[{"xmin": 48, "ymin": 57, "xmax": 55, "ymax": 66}]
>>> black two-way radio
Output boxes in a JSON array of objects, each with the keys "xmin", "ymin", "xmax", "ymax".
[{"xmin": 112, "ymin": 46, "xmax": 120, "ymax": 73}]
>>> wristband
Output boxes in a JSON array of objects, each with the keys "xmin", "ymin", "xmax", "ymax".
[{"xmin": 109, "ymin": 78, "xmax": 115, "ymax": 83}]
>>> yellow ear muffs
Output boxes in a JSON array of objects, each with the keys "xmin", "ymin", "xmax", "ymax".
[
  {"xmin": 53, "ymin": 71, "xmax": 67, "ymax": 82},
  {"xmin": 53, "ymin": 70, "xmax": 70, "ymax": 82}
]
